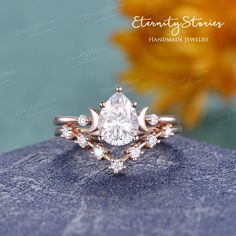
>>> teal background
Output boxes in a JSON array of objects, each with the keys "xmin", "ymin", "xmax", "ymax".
[{"xmin": 0, "ymin": 0, "xmax": 235, "ymax": 153}]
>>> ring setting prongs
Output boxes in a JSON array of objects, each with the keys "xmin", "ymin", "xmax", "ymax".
[{"xmin": 54, "ymin": 86, "xmax": 182, "ymax": 174}]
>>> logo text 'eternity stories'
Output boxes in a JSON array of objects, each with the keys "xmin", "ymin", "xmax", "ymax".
[{"xmin": 132, "ymin": 16, "xmax": 224, "ymax": 36}]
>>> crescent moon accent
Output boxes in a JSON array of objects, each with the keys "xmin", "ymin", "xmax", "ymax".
[
  {"xmin": 138, "ymin": 107, "xmax": 149, "ymax": 132},
  {"xmin": 80, "ymin": 108, "xmax": 99, "ymax": 134},
  {"xmin": 53, "ymin": 87, "xmax": 182, "ymax": 174}
]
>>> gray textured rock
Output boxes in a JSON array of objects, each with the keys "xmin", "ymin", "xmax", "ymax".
[{"xmin": 0, "ymin": 136, "xmax": 236, "ymax": 236}]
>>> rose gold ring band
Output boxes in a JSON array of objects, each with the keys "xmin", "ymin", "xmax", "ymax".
[
  {"xmin": 54, "ymin": 115, "xmax": 181, "ymax": 126},
  {"xmin": 53, "ymin": 86, "xmax": 182, "ymax": 174}
]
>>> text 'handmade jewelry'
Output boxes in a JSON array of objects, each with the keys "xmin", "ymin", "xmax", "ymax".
[{"xmin": 54, "ymin": 87, "xmax": 182, "ymax": 174}]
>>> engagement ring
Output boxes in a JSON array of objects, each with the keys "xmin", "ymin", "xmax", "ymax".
[{"xmin": 54, "ymin": 87, "xmax": 182, "ymax": 174}]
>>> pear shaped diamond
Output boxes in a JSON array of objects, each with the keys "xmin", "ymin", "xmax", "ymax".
[{"xmin": 98, "ymin": 92, "xmax": 139, "ymax": 146}]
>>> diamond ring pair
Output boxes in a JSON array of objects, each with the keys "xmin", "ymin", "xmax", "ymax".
[{"xmin": 54, "ymin": 87, "xmax": 182, "ymax": 174}]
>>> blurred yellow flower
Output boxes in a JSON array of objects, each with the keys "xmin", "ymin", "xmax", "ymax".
[{"xmin": 113, "ymin": 0, "xmax": 236, "ymax": 127}]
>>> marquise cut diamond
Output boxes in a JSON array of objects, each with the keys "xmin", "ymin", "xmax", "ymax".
[
  {"xmin": 110, "ymin": 160, "xmax": 124, "ymax": 173},
  {"xmin": 61, "ymin": 126, "xmax": 73, "ymax": 139},
  {"xmin": 93, "ymin": 145, "xmax": 105, "ymax": 160},
  {"xmin": 147, "ymin": 134, "xmax": 158, "ymax": 148},
  {"xmin": 163, "ymin": 126, "xmax": 173, "ymax": 138},
  {"xmin": 76, "ymin": 135, "xmax": 88, "ymax": 148},
  {"xmin": 129, "ymin": 146, "xmax": 141, "ymax": 160}
]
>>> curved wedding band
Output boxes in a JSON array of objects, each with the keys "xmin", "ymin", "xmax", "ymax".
[
  {"xmin": 53, "ymin": 86, "xmax": 182, "ymax": 174},
  {"xmin": 54, "ymin": 123, "xmax": 182, "ymax": 137}
]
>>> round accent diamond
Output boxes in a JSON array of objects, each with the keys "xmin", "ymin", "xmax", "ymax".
[
  {"xmin": 78, "ymin": 115, "xmax": 88, "ymax": 126},
  {"xmin": 98, "ymin": 92, "xmax": 139, "ymax": 146},
  {"xmin": 147, "ymin": 134, "xmax": 158, "ymax": 148},
  {"xmin": 129, "ymin": 146, "xmax": 141, "ymax": 160},
  {"xmin": 146, "ymin": 114, "xmax": 159, "ymax": 126},
  {"xmin": 93, "ymin": 145, "xmax": 105, "ymax": 160},
  {"xmin": 76, "ymin": 135, "xmax": 88, "ymax": 148},
  {"xmin": 61, "ymin": 126, "xmax": 73, "ymax": 139},
  {"xmin": 110, "ymin": 160, "xmax": 124, "ymax": 174}
]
